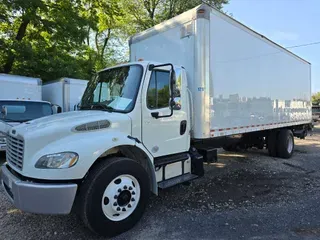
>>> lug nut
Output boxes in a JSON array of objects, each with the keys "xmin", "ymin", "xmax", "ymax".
[
  {"xmin": 114, "ymin": 195, "xmax": 118, "ymax": 199},
  {"xmin": 113, "ymin": 202, "xmax": 117, "ymax": 206},
  {"xmin": 132, "ymin": 191, "xmax": 135, "ymax": 195},
  {"xmin": 118, "ymin": 188, "xmax": 121, "ymax": 193},
  {"xmin": 117, "ymin": 207, "xmax": 120, "ymax": 211},
  {"xmin": 122, "ymin": 208, "xmax": 126, "ymax": 211},
  {"xmin": 131, "ymin": 198, "xmax": 135, "ymax": 202},
  {"xmin": 124, "ymin": 185, "xmax": 127, "ymax": 190},
  {"xmin": 129, "ymin": 186, "xmax": 133, "ymax": 190},
  {"xmin": 128, "ymin": 204, "xmax": 132, "ymax": 208}
]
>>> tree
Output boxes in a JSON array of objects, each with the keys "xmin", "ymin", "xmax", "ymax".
[
  {"xmin": 312, "ymin": 92, "xmax": 320, "ymax": 105},
  {"xmin": 0, "ymin": 0, "xmax": 92, "ymax": 80},
  {"xmin": 81, "ymin": 0, "xmax": 130, "ymax": 70},
  {"xmin": 126, "ymin": 0, "xmax": 229, "ymax": 31},
  {"xmin": 0, "ymin": 0, "xmax": 229, "ymax": 81}
]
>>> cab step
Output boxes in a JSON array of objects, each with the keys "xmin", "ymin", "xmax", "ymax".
[
  {"xmin": 158, "ymin": 173, "xmax": 198, "ymax": 189},
  {"xmin": 154, "ymin": 152, "xmax": 189, "ymax": 167}
]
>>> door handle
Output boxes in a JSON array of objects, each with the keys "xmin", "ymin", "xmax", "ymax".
[{"xmin": 180, "ymin": 120, "xmax": 187, "ymax": 135}]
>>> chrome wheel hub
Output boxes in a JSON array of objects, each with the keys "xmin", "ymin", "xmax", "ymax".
[
  {"xmin": 287, "ymin": 136, "xmax": 293, "ymax": 153},
  {"xmin": 101, "ymin": 174, "xmax": 140, "ymax": 221}
]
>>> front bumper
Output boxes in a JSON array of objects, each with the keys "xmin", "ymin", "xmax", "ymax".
[{"xmin": 1, "ymin": 164, "xmax": 77, "ymax": 214}]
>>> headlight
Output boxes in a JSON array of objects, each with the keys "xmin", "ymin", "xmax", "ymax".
[{"xmin": 35, "ymin": 152, "xmax": 79, "ymax": 169}]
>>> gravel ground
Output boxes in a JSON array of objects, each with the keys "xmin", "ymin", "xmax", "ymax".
[{"xmin": 0, "ymin": 125, "xmax": 320, "ymax": 239}]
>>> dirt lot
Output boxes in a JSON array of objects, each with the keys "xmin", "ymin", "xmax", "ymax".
[{"xmin": 0, "ymin": 125, "xmax": 320, "ymax": 239}]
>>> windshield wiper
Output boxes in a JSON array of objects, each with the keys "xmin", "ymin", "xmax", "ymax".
[
  {"xmin": 91, "ymin": 103, "xmax": 115, "ymax": 112},
  {"xmin": 0, "ymin": 118, "xmax": 23, "ymax": 123}
]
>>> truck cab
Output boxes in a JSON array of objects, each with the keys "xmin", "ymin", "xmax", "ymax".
[
  {"xmin": 312, "ymin": 105, "xmax": 320, "ymax": 122},
  {"xmin": 1, "ymin": 61, "xmax": 193, "ymax": 237},
  {"xmin": 0, "ymin": 74, "xmax": 62, "ymax": 151},
  {"xmin": 79, "ymin": 62, "xmax": 189, "ymax": 157},
  {"xmin": 0, "ymin": 99, "xmax": 54, "ymax": 151}
]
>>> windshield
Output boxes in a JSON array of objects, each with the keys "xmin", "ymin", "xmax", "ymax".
[
  {"xmin": 80, "ymin": 65, "xmax": 143, "ymax": 113},
  {"xmin": 0, "ymin": 101, "xmax": 52, "ymax": 122},
  {"xmin": 313, "ymin": 107, "xmax": 320, "ymax": 113}
]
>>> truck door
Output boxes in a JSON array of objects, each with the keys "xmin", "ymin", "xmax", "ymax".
[{"xmin": 141, "ymin": 66, "xmax": 190, "ymax": 157}]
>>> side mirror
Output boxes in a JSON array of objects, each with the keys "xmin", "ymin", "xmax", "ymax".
[
  {"xmin": 1, "ymin": 106, "xmax": 7, "ymax": 119},
  {"xmin": 169, "ymin": 69, "xmax": 176, "ymax": 111},
  {"xmin": 74, "ymin": 103, "xmax": 80, "ymax": 111},
  {"xmin": 170, "ymin": 70, "xmax": 176, "ymax": 86},
  {"xmin": 51, "ymin": 104, "xmax": 62, "ymax": 114},
  {"xmin": 170, "ymin": 99, "xmax": 176, "ymax": 108}
]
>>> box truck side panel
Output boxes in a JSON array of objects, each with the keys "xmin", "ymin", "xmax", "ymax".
[
  {"xmin": 42, "ymin": 82, "xmax": 64, "ymax": 108},
  {"xmin": 130, "ymin": 21, "xmax": 195, "ymax": 83},
  {"xmin": 193, "ymin": 17, "xmax": 211, "ymax": 139},
  {"xmin": 0, "ymin": 77, "xmax": 42, "ymax": 100},
  {"xmin": 130, "ymin": 19, "xmax": 196, "ymax": 130},
  {"xmin": 208, "ymin": 11, "xmax": 311, "ymax": 137},
  {"xmin": 66, "ymin": 80, "xmax": 88, "ymax": 111}
]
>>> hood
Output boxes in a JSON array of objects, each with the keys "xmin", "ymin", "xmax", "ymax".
[
  {"xmin": 0, "ymin": 120, "xmax": 20, "ymax": 135},
  {"xmin": 10, "ymin": 110, "xmax": 132, "ymax": 142}
]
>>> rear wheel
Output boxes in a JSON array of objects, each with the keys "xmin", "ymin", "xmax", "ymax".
[
  {"xmin": 77, "ymin": 157, "xmax": 150, "ymax": 237},
  {"xmin": 223, "ymin": 145, "xmax": 233, "ymax": 152},
  {"xmin": 222, "ymin": 144, "xmax": 238, "ymax": 152},
  {"xmin": 277, "ymin": 129, "xmax": 294, "ymax": 159}
]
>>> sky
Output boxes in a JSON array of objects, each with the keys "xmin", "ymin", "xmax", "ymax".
[{"xmin": 224, "ymin": 0, "xmax": 320, "ymax": 93}]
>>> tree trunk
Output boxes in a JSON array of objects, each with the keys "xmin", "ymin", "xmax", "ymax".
[
  {"xmin": 2, "ymin": 18, "xmax": 30, "ymax": 73},
  {"xmin": 100, "ymin": 29, "xmax": 111, "ymax": 62}
]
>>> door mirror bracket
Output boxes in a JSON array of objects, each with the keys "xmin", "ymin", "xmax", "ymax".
[{"xmin": 151, "ymin": 112, "xmax": 159, "ymax": 119}]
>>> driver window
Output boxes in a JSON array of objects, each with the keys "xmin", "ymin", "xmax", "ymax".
[{"xmin": 147, "ymin": 70, "xmax": 170, "ymax": 109}]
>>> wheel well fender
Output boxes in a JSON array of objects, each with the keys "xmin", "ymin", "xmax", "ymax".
[{"xmin": 87, "ymin": 144, "xmax": 157, "ymax": 195}]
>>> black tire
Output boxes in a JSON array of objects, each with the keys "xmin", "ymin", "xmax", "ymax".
[
  {"xmin": 223, "ymin": 145, "xmax": 233, "ymax": 152},
  {"xmin": 77, "ymin": 157, "xmax": 150, "ymax": 237},
  {"xmin": 267, "ymin": 131, "xmax": 278, "ymax": 157},
  {"xmin": 223, "ymin": 144, "xmax": 237, "ymax": 152},
  {"xmin": 277, "ymin": 129, "xmax": 294, "ymax": 159}
]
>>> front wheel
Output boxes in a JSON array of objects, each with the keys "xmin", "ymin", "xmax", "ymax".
[{"xmin": 77, "ymin": 157, "xmax": 150, "ymax": 237}]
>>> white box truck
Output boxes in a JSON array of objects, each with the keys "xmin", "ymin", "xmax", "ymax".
[
  {"xmin": 0, "ymin": 4, "xmax": 312, "ymax": 237},
  {"xmin": 0, "ymin": 74, "xmax": 58, "ymax": 151},
  {"xmin": 42, "ymin": 78, "xmax": 88, "ymax": 112}
]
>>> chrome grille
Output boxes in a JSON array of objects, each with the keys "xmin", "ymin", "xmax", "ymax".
[{"xmin": 6, "ymin": 135, "xmax": 24, "ymax": 170}]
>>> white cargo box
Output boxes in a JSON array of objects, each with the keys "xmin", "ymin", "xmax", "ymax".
[
  {"xmin": 42, "ymin": 78, "xmax": 88, "ymax": 112},
  {"xmin": 130, "ymin": 4, "xmax": 312, "ymax": 139},
  {"xmin": 0, "ymin": 74, "xmax": 42, "ymax": 100}
]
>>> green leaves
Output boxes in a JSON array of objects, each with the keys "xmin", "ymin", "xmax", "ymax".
[
  {"xmin": 312, "ymin": 92, "xmax": 320, "ymax": 105},
  {"xmin": 0, "ymin": 0, "xmax": 228, "ymax": 81}
]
